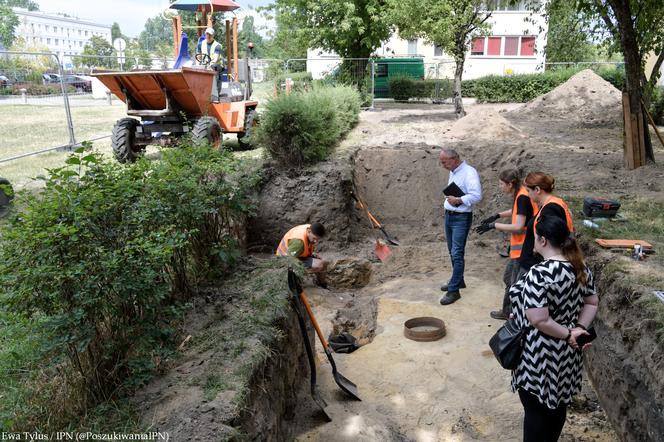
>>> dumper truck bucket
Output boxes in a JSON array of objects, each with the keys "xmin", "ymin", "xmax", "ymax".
[{"xmin": 93, "ymin": 67, "xmax": 214, "ymax": 117}]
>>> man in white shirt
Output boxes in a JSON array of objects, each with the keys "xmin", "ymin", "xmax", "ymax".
[{"xmin": 439, "ymin": 149, "xmax": 482, "ymax": 305}]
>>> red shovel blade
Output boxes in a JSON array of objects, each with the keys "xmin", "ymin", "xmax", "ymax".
[{"xmin": 374, "ymin": 240, "xmax": 392, "ymax": 262}]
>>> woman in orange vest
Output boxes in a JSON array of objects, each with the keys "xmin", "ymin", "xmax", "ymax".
[
  {"xmin": 275, "ymin": 222, "xmax": 327, "ymax": 274},
  {"xmin": 475, "ymin": 169, "xmax": 538, "ymax": 320},
  {"xmin": 519, "ymin": 172, "xmax": 574, "ymax": 276}
]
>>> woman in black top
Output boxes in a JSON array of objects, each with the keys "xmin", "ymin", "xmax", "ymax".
[
  {"xmin": 509, "ymin": 215, "xmax": 598, "ymax": 442},
  {"xmin": 519, "ymin": 172, "xmax": 574, "ymax": 272},
  {"xmin": 475, "ymin": 169, "xmax": 537, "ymax": 320}
]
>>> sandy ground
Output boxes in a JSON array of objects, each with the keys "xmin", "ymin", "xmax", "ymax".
[{"xmin": 289, "ymin": 74, "xmax": 644, "ymax": 441}]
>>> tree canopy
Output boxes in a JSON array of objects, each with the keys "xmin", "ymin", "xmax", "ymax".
[{"xmin": 265, "ymin": 0, "xmax": 390, "ymax": 59}]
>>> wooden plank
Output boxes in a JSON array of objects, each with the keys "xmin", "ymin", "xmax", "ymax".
[
  {"xmin": 595, "ymin": 239, "xmax": 654, "ymax": 249},
  {"xmin": 631, "ymin": 113, "xmax": 641, "ymax": 167},
  {"xmin": 636, "ymin": 109, "xmax": 646, "ymax": 167},
  {"xmin": 622, "ymin": 92, "xmax": 635, "ymax": 169}
]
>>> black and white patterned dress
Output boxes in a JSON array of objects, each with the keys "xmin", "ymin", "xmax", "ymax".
[{"xmin": 508, "ymin": 259, "xmax": 595, "ymax": 409}]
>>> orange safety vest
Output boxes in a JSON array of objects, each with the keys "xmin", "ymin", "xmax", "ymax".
[
  {"xmin": 533, "ymin": 195, "xmax": 574, "ymax": 234},
  {"xmin": 275, "ymin": 224, "xmax": 315, "ymax": 257},
  {"xmin": 510, "ymin": 187, "xmax": 539, "ymax": 259}
]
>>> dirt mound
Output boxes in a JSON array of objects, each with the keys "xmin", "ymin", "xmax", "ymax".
[
  {"xmin": 447, "ymin": 110, "xmax": 525, "ymax": 141},
  {"xmin": 510, "ymin": 69, "xmax": 622, "ymax": 127}
]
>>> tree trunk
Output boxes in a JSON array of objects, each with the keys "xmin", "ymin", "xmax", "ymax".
[
  {"xmin": 453, "ymin": 56, "xmax": 466, "ymax": 118},
  {"xmin": 611, "ymin": 0, "xmax": 655, "ymax": 167}
]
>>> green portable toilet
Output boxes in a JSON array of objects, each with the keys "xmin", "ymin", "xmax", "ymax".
[{"xmin": 373, "ymin": 57, "xmax": 425, "ymax": 98}]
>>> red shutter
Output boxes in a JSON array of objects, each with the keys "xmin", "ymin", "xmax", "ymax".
[
  {"xmin": 487, "ymin": 37, "xmax": 502, "ymax": 56},
  {"xmin": 471, "ymin": 37, "xmax": 485, "ymax": 55},
  {"xmin": 504, "ymin": 37, "xmax": 519, "ymax": 56},
  {"xmin": 520, "ymin": 36, "xmax": 535, "ymax": 56}
]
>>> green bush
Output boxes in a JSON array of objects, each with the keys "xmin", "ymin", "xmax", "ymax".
[
  {"xmin": 388, "ymin": 77, "xmax": 453, "ymax": 101},
  {"xmin": 650, "ymin": 86, "xmax": 664, "ymax": 125},
  {"xmin": 0, "ymin": 145, "xmax": 259, "ymax": 430},
  {"xmin": 461, "ymin": 66, "xmax": 626, "ymax": 103},
  {"xmin": 257, "ymin": 85, "xmax": 361, "ymax": 166}
]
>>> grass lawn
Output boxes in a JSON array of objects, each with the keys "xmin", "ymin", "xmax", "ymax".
[
  {"xmin": 1, "ymin": 83, "xmax": 272, "ymax": 188},
  {"xmin": 0, "ymin": 104, "xmax": 126, "ymax": 188}
]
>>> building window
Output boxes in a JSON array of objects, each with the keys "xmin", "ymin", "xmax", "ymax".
[
  {"xmin": 85, "ymin": 31, "xmax": 88, "ymax": 36},
  {"xmin": 55, "ymin": 39, "xmax": 59, "ymax": 46},
  {"xmin": 375, "ymin": 63, "xmax": 388, "ymax": 77},
  {"xmin": 434, "ymin": 45, "xmax": 444, "ymax": 57},
  {"xmin": 47, "ymin": 38, "xmax": 51, "ymax": 44},
  {"xmin": 520, "ymin": 36, "xmax": 536, "ymax": 56},
  {"xmin": 45, "ymin": 25, "xmax": 50, "ymax": 32},
  {"xmin": 471, "ymin": 37, "xmax": 485, "ymax": 55},
  {"xmin": 487, "ymin": 37, "xmax": 501, "ymax": 55},
  {"xmin": 78, "ymin": 29, "xmax": 82, "ymax": 36},
  {"xmin": 407, "ymin": 39, "xmax": 418, "ymax": 55},
  {"xmin": 79, "ymin": 41, "xmax": 83, "ymax": 47},
  {"xmin": 504, "ymin": 37, "xmax": 519, "ymax": 56}
]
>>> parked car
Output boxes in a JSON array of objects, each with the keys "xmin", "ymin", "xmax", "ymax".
[
  {"xmin": 42, "ymin": 73, "xmax": 61, "ymax": 85},
  {"xmin": 63, "ymin": 74, "xmax": 92, "ymax": 92},
  {"xmin": 0, "ymin": 75, "xmax": 12, "ymax": 88}
]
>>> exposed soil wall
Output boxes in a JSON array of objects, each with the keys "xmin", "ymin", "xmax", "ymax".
[
  {"xmin": 131, "ymin": 261, "xmax": 314, "ymax": 441},
  {"xmin": 583, "ymin": 245, "xmax": 664, "ymax": 441},
  {"xmin": 247, "ymin": 160, "xmax": 355, "ymax": 252},
  {"xmin": 235, "ymin": 307, "xmax": 314, "ymax": 440}
]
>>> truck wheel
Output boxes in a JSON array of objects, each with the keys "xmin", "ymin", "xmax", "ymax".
[
  {"xmin": 112, "ymin": 118, "xmax": 141, "ymax": 163},
  {"xmin": 237, "ymin": 109, "xmax": 258, "ymax": 150},
  {"xmin": 192, "ymin": 117, "xmax": 223, "ymax": 149}
]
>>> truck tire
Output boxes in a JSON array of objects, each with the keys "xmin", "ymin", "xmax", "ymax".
[
  {"xmin": 112, "ymin": 118, "xmax": 141, "ymax": 163},
  {"xmin": 192, "ymin": 116, "xmax": 223, "ymax": 149},
  {"xmin": 237, "ymin": 109, "xmax": 258, "ymax": 150}
]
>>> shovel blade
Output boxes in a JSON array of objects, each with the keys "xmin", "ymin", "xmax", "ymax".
[
  {"xmin": 325, "ymin": 349, "xmax": 361, "ymax": 401},
  {"xmin": 312, "ymin": 387, "xmax": 333, "ymax": 421},
  {"xmin": 374, "ymin": 242, "xmax": 392, "ymax": 262}
]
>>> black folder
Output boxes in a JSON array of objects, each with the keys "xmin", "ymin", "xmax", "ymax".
[{"xmin": 443, "ymin": 182, "xmax": 465, "ymax": 198}]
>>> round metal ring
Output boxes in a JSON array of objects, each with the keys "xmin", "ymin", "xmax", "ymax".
[{"xmin": 404, "ymin": 317, "xmax": 446, "ymax": 342}]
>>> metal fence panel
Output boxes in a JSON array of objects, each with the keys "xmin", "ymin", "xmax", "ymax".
[{"xmin": 0, "ymin": 51, "xmax": 75, "ymax": 163}]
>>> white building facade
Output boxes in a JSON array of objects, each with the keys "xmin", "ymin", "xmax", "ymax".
[
  {"xmin": 307, "ymin": 1, "xmax": 548, "ymax": 80},
  {"xmin": 12, "ymin": 8, "xmax": 112, "ymax": 65}
]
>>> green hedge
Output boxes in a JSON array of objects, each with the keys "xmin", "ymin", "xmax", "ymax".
[
  {"xmin": 461, "ymin": 66, "xmax": 626, "ymax": 103},
  {"xmin": 0, "ymin": 145, "xmax": 259, "ymax": 430},
  {"xmin": 388, "ymin": 77, "xmax": 452, "ymax": 101},
  {"xmin": 257, "ymin": 85, "xmax": 361, "ymax": 166}
]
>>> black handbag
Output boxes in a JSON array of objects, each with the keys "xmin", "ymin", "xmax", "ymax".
[{"xmin": 489, "ymin": 319, "xmax": 525, "ymax": 370}]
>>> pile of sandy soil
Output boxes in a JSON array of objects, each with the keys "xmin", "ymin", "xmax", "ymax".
[
  {"xmin": 447, "ymin": 109, "xmax": 525, "ymax": 141},
  {"xmin": 510, "ymin": 69, "xmax": 622, "ymax": 127}
]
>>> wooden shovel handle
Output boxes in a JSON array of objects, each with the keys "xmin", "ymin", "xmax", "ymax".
[{"xmin": 299, "ymin": 290, "xmax": 330, "ymax": 350}]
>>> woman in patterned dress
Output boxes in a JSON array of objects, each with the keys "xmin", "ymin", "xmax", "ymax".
[{"xmin": 508, "ymin": 215, "xmax": 599, "ymax": 442}]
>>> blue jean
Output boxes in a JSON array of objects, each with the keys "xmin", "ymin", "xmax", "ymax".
[{"xmin": 444, "ymin": 211, "xmax": 473, "ymax": 291}]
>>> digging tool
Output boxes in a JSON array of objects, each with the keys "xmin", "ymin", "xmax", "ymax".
[
  {"xmin": 287, "ymin": 269, "xmax": 362, "ymax": 401},
  {"xmin": 287, "ymin": 269, "xmax": 332, "ymax": 421},
  {"xmin": 350, "ymin": 191, "xmax": 400, "ymax": 246},
  {"xmin": 374, "ymin": 239, "xmax": 392, "ymax": 262}
]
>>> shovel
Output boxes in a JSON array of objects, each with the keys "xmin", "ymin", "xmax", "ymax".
[
  {"xmin": 374, "ymin": 239, "xmax": 392, "ymax": 262},
  {"xmin": 287, "ymin": 270, "xmax": 332, "ymax": 421},
  {"xmin": 288, "ymin": 269, "xmax": 362, "ymax": 401},
  {"xmin": 350, "ymin": 191, "xmax": 400, "ymax": 246}
]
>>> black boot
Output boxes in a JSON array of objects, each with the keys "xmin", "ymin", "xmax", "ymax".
[
  {"xmin": 440, "ymin": 291, "xmax": 461, "ymax": 305},
  {"xmin": 440, "ymin": 281, "xmax": 466, "ymax": 291}
]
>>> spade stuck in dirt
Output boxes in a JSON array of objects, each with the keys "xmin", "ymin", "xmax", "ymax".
[
  {"xmin": 374, "ymin": 239, "xmax": 392, "ymax": 262},
  {"xmin": 351, "ymin": 190, "xmax": 400, "ymax": 246},
  {"xmin": 288, "ymin": 269, "xmax": 362, "ymax": 402}
]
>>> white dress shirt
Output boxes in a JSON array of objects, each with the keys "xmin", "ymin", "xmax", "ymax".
[{"xmin": 443, "ymin": 161, "xmax": 482, "ymax": 213}]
